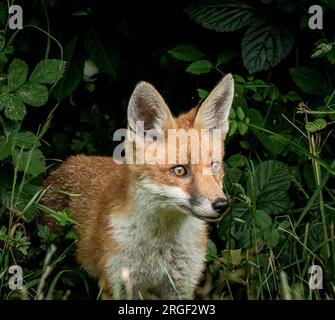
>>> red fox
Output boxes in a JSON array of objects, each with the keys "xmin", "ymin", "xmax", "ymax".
[{"xmin": 42, "ymin": 74, "xmax": 234, "ymax": 299}]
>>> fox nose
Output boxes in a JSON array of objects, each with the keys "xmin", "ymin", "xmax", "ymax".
[{"xmin": 212, "ymin": 198, "xmax": 229, "ymax": 214}]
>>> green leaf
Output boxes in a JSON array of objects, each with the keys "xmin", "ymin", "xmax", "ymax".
[
  {"xmin": 229, "ymin": 120, "xmax": 238, "ymax": 136},
  {"xmin": 0, "ymin": 93, "xmax": 26, "ymax": 120},
  {"xmin": 0, "ymin": 135, "xmax": 11, "ymax": 160},
  {"xmin": 238, "ymin": 121, "xmax": 248, "ymax": 135},
  {"xmin": 326, "ymin": 50, "xmax": 335, "ymax": 64},
  {"xmin": 216, "ymin": 50, "xmax": 239, "ymax": 66},
  {"xmin": 53, "ymin": 37, "xmax": 85, "ymax": 101},
  {"xmin": 227, "ymin": 154, "xmax": 246, "ymax": 168},
  {"xmin": 17, "ymin": 82, "xmax": 49, "ymax": 107},
  {"xmin": 186, "ymin": 59, "xmax": 213, "ymax": 75},
  {"xmin": 249, "ymin": 160, "xmax": 291, "ymax": 214},
  {"xmin": 197, "ymin": 88, "xmax": 209, "ymax": 99},
  {"xmin": 185, "ymin": 0, "xmax": 257, "ymax": 32},
  {"xmin": 254, "ymin": 210, "xmax": 272, "ymax": 230},
  {"xmin": 8, "ymin": 58, "xmax": 28, "ymax": 91},
  {"xmin": 289, "ymin": 67, "xmax": 329, "ymax": 96},
  {"xmin": 12, "ymin": 131, "xmax": 38, "ymax": 149},
  {"xmin": 12, "ymin": 148, "xmax": 46, "ymax": 177},
  {"xmin": 264, "ymin": 227, "xmax": 280, "ymax": 248},
  {"xmin": 242, "ymin": 19, "xmax": 294, "ymax": 73},
  {"xmin": 206, "ymin": 239, "xmax": 217, "ymax": 261},
  {"xmin": 168, "ymin": 45, "xmax": 204, "ymax": 62},
  {"xmin": 30, "ymin": 59, "xmax": 66, "ymax": 84},
  {"xmin": 85, "ymin": 29, "xmax": 119, "ymax": 80},
  {"xmin": 236, "ymin": 107, "xmax": 245, "ymax": 120}
]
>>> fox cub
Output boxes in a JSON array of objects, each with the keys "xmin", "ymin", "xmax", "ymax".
[{"xmin": 42, "ymin": 74, "xmax": 234, "ymax": 299}]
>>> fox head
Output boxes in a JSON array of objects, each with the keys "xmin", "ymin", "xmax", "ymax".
[{"xmin": 126, "ymin": 74, "xmax": 234, "ymax": 222}]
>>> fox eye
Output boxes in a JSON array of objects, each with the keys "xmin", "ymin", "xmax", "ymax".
[
  {"xmin": 171, "ymin": 165, "xmax": 188, "ymax": 177},
  {"xmin": 211, "ymin": 160, "xmax": 221, "ymax": 175}
]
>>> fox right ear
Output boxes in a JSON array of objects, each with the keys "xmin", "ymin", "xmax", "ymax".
[
  {"xmin": 194, "ymin": 74, "xmax": 234, "ymax": 135},
  {"xmin": 127, "ymin": 82, "xmax": 174, "ymax": 132}
]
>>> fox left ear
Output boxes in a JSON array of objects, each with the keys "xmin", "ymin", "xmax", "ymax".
[{"xmin": 194, "ymin": 74, "xmax": 234, "ymax": 135}]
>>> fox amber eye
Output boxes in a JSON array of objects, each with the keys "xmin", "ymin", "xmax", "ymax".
[
  {"xmin": 171, "ymin": 165, "xmax": 188, "ymax": 177},
  {"xmin": 211, "ymin": 160, "xmax": 221, "ymax": 175}
]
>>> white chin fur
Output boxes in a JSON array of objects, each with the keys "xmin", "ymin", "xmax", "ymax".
[{"xmin": 139, "ymin": 178, "xmax": 220, "ymax": 221}]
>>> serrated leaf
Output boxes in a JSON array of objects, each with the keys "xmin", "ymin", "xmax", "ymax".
[
  {"xmin": 17, "ymin": 82, "xmax": 48, "ymax": 107},
  {"xmin": 8, "ymin": 58, "xmax": 28, "ymax": 91},
  {"xmin": 242, "ymin": 19, "xmax": 294, "ymax": 73},
  {"xmin": 0, "ymin": 93, "xmax": 26, "ymax": 120},
  {"xmin": 186, "ymin": 0, "xmax": 257, "ymax": 32},
  {"xmin": 289, "ymin": 67, "xmax": 329, "ymax": 96},
  {"xmin": 12, "ymin": 131, "xmax": 38, "ymax": 149},
  {"xmin": 249, "ymin": 160, "xmax": 291, "ymax": 214},
  {"xmin": 168, "ymin": 45, "xmax": 204, "ymax": 62},
  {"xmin": 30, "ymin": 59, "xmax": 66, "ymax": 84},
  {"xmin": 255, "ymin": 210, "xmax": 272, "ymax": 230},
  {"xmin": 85, "ymin": 29, "xmax": 119, "ymax": 80},
  {"xmin": 53, "ymin": 37, "xmax": 85, "ymax": 101},
  {"xmin": 186, "ymin": 59, "xmax": 213, "ymax": 75},
  {"xmin": 12, "ymin": 148, "xmax": 46, "ymax": 177}
]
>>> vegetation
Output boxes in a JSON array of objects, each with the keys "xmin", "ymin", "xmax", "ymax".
[{"xmin": 0, "ymin": 0, "xmax": 334, "ymax": 300}]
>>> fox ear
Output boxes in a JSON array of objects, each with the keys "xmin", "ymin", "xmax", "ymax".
[
  {"xmin": 128, "ymin": 81, "xmax": 174, "ymax": 131},
  {"xmin": 194, "ymin": 74, "xmax": 234, "ymax": 134}
]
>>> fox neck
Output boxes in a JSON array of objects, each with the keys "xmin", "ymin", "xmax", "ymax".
[{"xmin": 110, "ymin": 175, "xmax": 206, "ymax": 244}]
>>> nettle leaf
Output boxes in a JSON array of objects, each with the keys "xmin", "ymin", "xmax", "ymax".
[
  {"xmin": 30, "ymin": 59, "xmax": 66, "ymax": 84},
  {"xmin": 53, "ymin": 37, "xmax": 85, "ymax": 101},
  {"xmin": 85, "ymin": 29, "xmax": 119, "ymax": 80},
  {"xmin": 186, "ymin": 59, "xmax": 213, "ymax": 75},
  {"xmin": 12, "ymin": 148, "xmax": 46, "ymax": 177},
  {"xmin": 249, "ymin": 160, "xmax": 291, "ymax": 214},
  {"xmin": 168, "ymin": 45, "xmax": 204, "ymax": 62},
  {"xmin": 185, "ymin": 0, "xmax": 257, "ymax": 32},
  {"xmin": 0, "ymin": 93, "xmax": 26, "ymax": 120},
  {"xmin": 242, "ymin": 19, "xmax": 294, "ymax": 73},
  {"xmin": 8, "ymin": 58, "xmax": 28, "ymax": 91},
  {"xmin": 289, "ymin": 67, "xmax": 329, "ymax": 96},
  {"xmin": 17, "ymin": 82, "xmax": 49, "ymax": 107}
]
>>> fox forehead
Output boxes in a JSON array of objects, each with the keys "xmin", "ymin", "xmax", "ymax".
[{"xmin": 135, "ymin": 106, "xmax": 225, "ymax": 165}]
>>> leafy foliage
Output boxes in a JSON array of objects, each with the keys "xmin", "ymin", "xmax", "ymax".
[
  {"xmin": 0, "ymin": 0, "xmax": 334, "ymax": 301},
  {"xmin": 186, "ymin": 0, "xmax": 295, "ymax": 73}
]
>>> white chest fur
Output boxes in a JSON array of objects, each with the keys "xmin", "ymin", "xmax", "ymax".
[{"xmin": 105, "ymin": 183, "xmax": 207, "ymax": 299}]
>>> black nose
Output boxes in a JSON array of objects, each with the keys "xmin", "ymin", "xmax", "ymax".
[{"xmin": 212, "ymin": 198, "xmax": 229, "ymax": 214}]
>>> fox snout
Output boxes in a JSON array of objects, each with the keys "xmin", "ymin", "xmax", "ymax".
[{"xmin": 211, "ymin": 197, "xmax": 229, "ymax": 215}]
